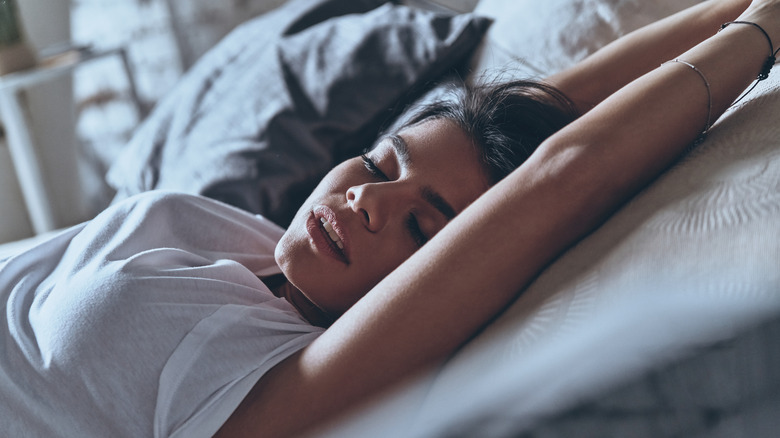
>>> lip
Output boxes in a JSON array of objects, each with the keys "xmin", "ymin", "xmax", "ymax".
[{"xmin": 306, "ymin": 206, "xmax": 351, "ymax": 265}]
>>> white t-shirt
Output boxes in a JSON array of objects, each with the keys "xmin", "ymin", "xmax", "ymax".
[{"xmin": 0, "ymin": 191, "xmax": 324, "ymax": 438}]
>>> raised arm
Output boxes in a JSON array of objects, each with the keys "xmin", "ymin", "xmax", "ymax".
[
  {"xmin": 217, "ymin": 1, "xmax": 778, "ymax": 436},
  {"xmin": 547, "ymin": 0, "xmax": 751, "ymax": 114}
]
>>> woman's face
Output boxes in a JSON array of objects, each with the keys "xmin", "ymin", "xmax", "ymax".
[{"xmin": 275, "ymin": 118, "xmax": 490, "ymax": 317}]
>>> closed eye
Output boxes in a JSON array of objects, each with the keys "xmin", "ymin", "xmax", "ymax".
[
  {"xmin": 406, "ymin": 213, "xmax": 428, "ymax": 248},
  {"xmin": 361, "ymin": 154, "xmax": 389, "ymax": 181},
  {"xmin": 363, "ymin": 153, "xmax": 429, "ymax": 247}
]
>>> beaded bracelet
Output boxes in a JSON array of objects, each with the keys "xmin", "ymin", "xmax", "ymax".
[{"xmin": 720, "ymin": 20, "xmax": 780, "ymax": 105}]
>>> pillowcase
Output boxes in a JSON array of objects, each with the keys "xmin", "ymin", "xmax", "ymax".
[
  {"xmin": 470, "ymin": 0, "xmax": 703, "ymax": 79},
  {"xmin": 107, "ymin": 0, "xmax": 490, "ymax": 226}
]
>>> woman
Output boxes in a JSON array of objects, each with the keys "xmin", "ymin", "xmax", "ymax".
[
  {"xmin": 224, "ymin": 0, "xmax": 777, "ymax": 436},
  {"xmin": 0, "ymin": 0, "xmax": 776, "ymax": 437},
  {"xmin": 0, "ymin": 84, "xmax": 574, "ymax": 437}
]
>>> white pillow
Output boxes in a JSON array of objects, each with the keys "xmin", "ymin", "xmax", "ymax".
[{"xmin": 470, "ymin": 0, "xmax": 703, "ymax": 79}]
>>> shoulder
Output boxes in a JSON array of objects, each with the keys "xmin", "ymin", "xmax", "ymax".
[
  {"xmin": 63, "ymin": 191, "xmax": 284, "ymax": 276},
  {"xmin": 97, "ymin": 190, "xmax": 285, "ymax": 243},
  {"xmin": 111, "ymin": 190, "xmax": 273, "ymax": 225}
]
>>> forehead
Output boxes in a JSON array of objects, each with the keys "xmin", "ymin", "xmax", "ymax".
[{"xmin": 381, "ymin": 118, "xmax": 490, "ymax": 213}]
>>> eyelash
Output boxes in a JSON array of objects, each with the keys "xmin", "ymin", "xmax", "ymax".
[
  {"xmin": 406, "ymin": 214, "xmax": 428, "ymax": 248},
  {"xmin": 361, "ymin": 154, "xmax": 388, "ymax": 180},
  {"xmin": 361, "ymin": 154, "xmax": 427, "ymax": 247}
]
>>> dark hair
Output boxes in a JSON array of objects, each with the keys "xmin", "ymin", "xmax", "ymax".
[{"xmin": 400, "ymin": 79, "xmax": 579, "ymax": 184}]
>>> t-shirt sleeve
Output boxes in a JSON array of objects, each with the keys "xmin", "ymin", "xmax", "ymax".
[{"xmin": 159, "ymin": 304, "xmax": 323, "ymax": 438}]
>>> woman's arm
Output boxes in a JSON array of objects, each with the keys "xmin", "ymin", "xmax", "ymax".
[
  {"xmin": 547, "ymin": 0, "xmax": 751, "ymax": 114},
  {"xmin": 217, "ymin": 1, "xmax": 778, "ymax": 436}
]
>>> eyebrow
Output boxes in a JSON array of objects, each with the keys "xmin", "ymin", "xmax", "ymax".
[
  {"xmin": 388, "ymin": 134, "xmax": 457, "ymax": 220},
  {"xmin": 387, "ymin": 134, "xmax": 411, "ymax": 166}
]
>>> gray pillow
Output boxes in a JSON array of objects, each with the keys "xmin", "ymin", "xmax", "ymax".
[{"xmin": 107, "ymin": 0, "xmax": 490, "ymax": 226}]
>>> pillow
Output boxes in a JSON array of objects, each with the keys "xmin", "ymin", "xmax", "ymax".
[
  {"xmin": 106, "ymin": 0, "xmax": 490, "ymax": 226},
  {"xmin": 469, "ymin": 0, "xmax": 703, "ymax": 80}
]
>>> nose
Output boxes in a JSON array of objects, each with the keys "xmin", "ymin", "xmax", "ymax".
[{"xmin": 346, "ymin": 183, "xmax": 406, "ymax": 233}]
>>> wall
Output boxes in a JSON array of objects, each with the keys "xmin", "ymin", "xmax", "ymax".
[{"xmin": 71, "ymin": 0, "xmax": 182, "ymax": 211}]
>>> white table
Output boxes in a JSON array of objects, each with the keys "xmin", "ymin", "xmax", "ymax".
[{"xmin": 0, "ymin": 47, "xmax": 141, "ymax": 234}]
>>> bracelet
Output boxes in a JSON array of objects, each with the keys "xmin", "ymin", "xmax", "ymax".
[
  {"xmin": 658, "ymin": 22, "xmax": 779, "ymax": 145},
  {"xmin": 662, "ymin": 59, "xmax": 712, "ymax": 144},
  {"xmin": 720, "ymin": 21, "xmax": 780, "ymax": 106},
  {"xmin": 721, "ymin": 21, "xmax": 778, "ymax": 80}
]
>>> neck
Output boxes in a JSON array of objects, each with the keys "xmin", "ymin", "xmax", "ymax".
[{"xmin": 261, "ymin": 274, "xmax": 334, "ymax": 328}]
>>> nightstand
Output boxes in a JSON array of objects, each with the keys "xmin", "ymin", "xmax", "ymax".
[{"xmin": 0, "ymin": 47, "xmax": 141, "ymax": 234}]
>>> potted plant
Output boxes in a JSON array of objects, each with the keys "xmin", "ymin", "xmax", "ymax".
[{"xmin": 0, "ymin": 0, "xmax": 36, "ymax": 75}]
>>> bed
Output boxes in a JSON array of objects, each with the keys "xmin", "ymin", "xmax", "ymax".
[
  {"xmin": 309, "ymin": 3, "xmax": 780, "ymax": 436},
  {"xmin": 4, "ymin": 0, "xmax": 779, "ymax": 436}
]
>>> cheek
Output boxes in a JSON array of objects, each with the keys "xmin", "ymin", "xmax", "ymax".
[
  {"xmin": 273, "ymin": 230, "xmax": 298, "ymax": 278},
  {"xmin": 274, "ymin": 213, "xmax": 316, "ymax": 279},
  {"xmin": 361, "ymin": 244, "xmax": 416, "ymax": 286}
]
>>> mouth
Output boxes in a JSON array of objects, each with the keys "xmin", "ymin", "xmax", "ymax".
[
  {"xmin": 319, "ymin": 217, "xmax": 345, "ymax": 250},
  {"xmin": 307, "ymin": 207, "xmax": 351, "ymax": 265}
]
